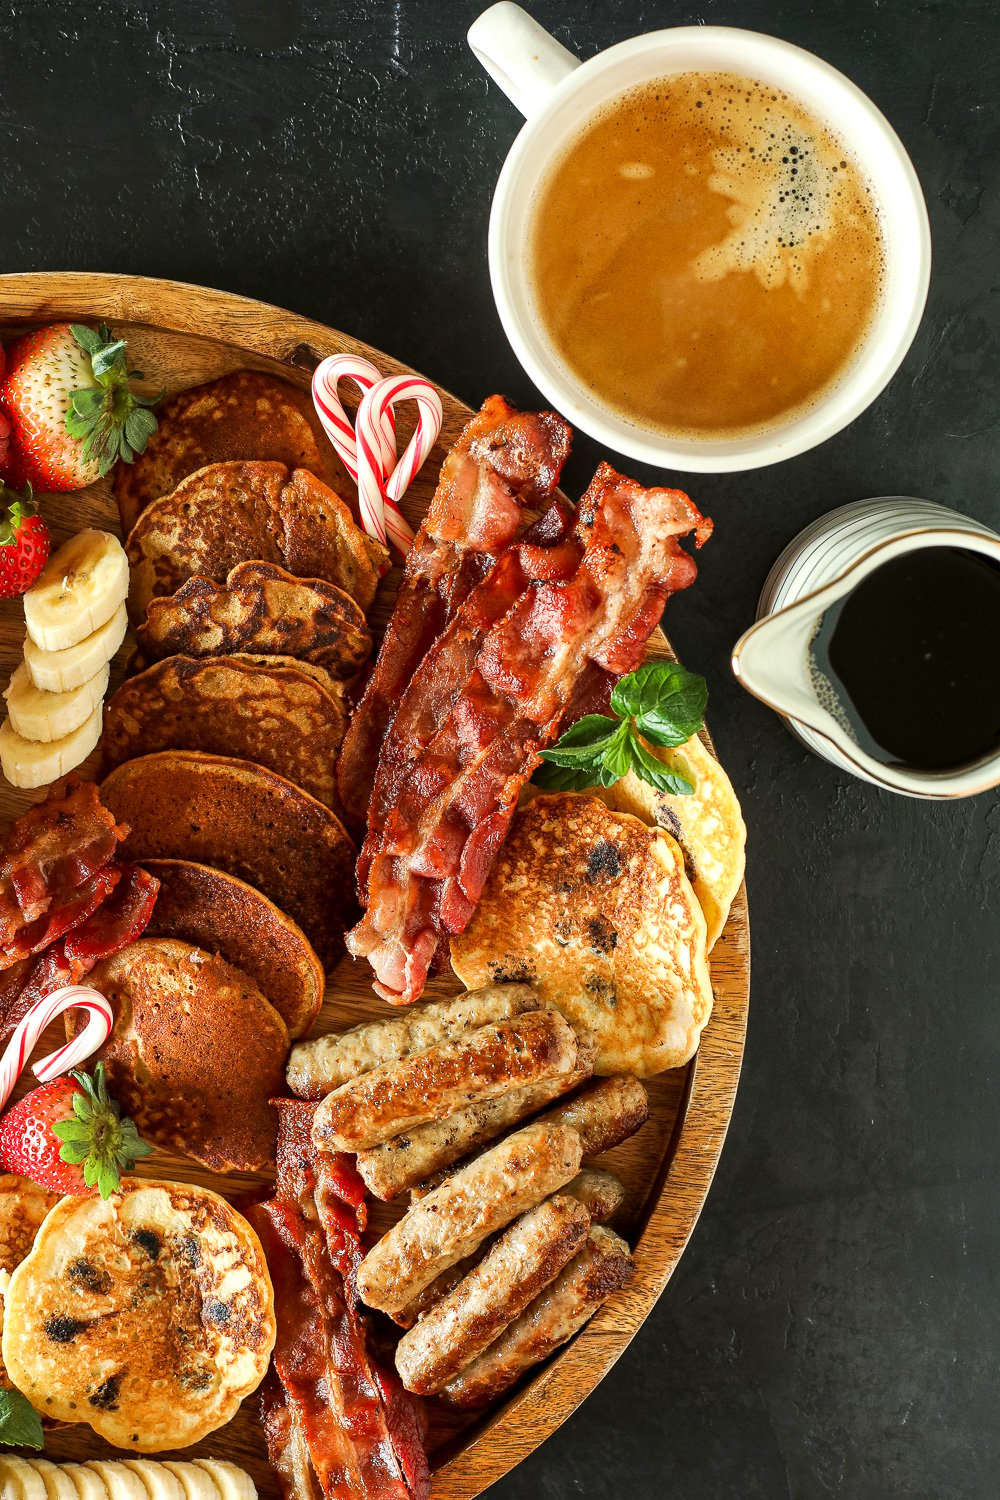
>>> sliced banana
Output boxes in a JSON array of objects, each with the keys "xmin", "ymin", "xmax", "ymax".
[
  {"xmin": 26, "ymin": 1459, "xmax": 81, "ymax": 1500},
  {"xmin": 121, "ymin": 1460, "xmax": 186, "ymax": 1500},
  {"xmin": 5, "ymin": 661, "xmax": 109, "ymax": 744},
  {"xmin": 25, "ymin": 601, "xmax": 128, "ymax": 693},
  {"xmin": 24, "ymin": 530, "xmax": 129, "ymax": 652},
  {"xmin": 193, "ymin": 1461, "xmax": 256, "ymax": 1500},
  {"xmin": 83, "ymin": 1462, "xmax": 146, "ymax": 1500},
  {"xmin": 0, "ymin": 704, "xmax": 102, "ymax": 788},
  {"xmin": 0, "ymin": 1454, "xmax": 49, "ymax": 1500},
  {"xmin": 58, "ymin": 1466, "xmax": 111, "ymax": 1500},
  {"xmin": 161, "ymin": 1463, "xmax": 221, "ymax": 1500}
]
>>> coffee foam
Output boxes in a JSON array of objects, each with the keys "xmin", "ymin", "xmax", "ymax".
[{"xmin": 676, "ymin": 82, "xmax": 867, "ymax": 293}]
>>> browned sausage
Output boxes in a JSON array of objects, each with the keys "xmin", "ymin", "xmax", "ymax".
[
  {"xmin": 562, "ymin": 1168, "xmax": 625, "ymax": 1223},
  {"xmin": 441, "ymin": 1225, "xmax": 635, "ymax": 1408},
  {"xmin": 312, "ymin": 1009, "xmax": 579, "ymax": 1152},
  {"xmin": 540, "ymin": 1075, "xmax": 648, "ymax": 1157},
  {"xmin": 355, "ymin": 1121, "xmax": 583, "ymax": 1317},
  {"xmin": 394, "ymin": 1194, "xmax": 590, "ymax": 1395},
  {"xmin": 287, "ymin": 983, "xmax": 539, "ymax": 1097},
  {"xmin": 356, "ymin": 1033, "xmax": 596, "ymax": 1200}
]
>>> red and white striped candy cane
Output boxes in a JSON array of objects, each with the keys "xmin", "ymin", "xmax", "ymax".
[
  {"xmin": 356, "ymin": 375, "xmax": 443, "ymax": 556},
  {"xmin": 0, "ymin": 985, "xmax": 114, "ymax": 1112},
  {"xmin": 312, "ymin": 355, "xmax": 397, "ymax": 545}
]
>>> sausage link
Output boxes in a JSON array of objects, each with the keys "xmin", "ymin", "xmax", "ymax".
[
  {"xmin": 540, "ymin": 1075, "xmax": 648, "ymax": 1158},
  {"xmin": 356, "ymin": 1033, "xmax": 595, "ymax": 1200},
  {"xmin": 287, "ymin": 983, "xmax": 538, "ymax": 1097},
  {"xmin": 441, "ymin": 1226, "xmax": 634, "ymax": 1408},
  {"xmin": 312, "ymin": 1009, "xmax": 579, "ymax": 1152},
  {"xmin": 395, "ymin": 1194, "xmax": 590, "ymax": 1394},
  {"xmin": 562, "ymin": 1169, "xmax": 625, "ymax": 1224},
  {"xmin": 355, "ymin": 1121, "xmax": 583, "ymax": 1317}
]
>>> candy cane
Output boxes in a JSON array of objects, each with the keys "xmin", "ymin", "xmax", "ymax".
[
  {"xmin": 0, "ymin": 985, "xmax": 113, "ymax": 1112},
  {"xmin": 312, "ymin": 353, "xmax": 397, "ymax": 534},
  {"xmin": 356, "ymin": 375, "xmax": 443, "ymax": 555}
]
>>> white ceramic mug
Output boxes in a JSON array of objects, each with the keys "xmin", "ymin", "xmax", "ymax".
[
  {"xmin": 468, "ymin": 3, "xmax": 931, "ymax": 474},
  {"xmin": 731, "ymin": 498, "xmax": 1000, "ymax": 799}
]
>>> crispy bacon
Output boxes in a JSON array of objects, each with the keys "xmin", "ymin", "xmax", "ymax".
[
  {"xmin": 0, "ymin": 863, "xmax": 122, "ymax": 968},
  {"xmin": 347, "ymin": 463, "xmax": 711, "ymax": 1004},
  {"xmin": 0, "ymin": 779, "xmax": 127, "ymax": 946},
  {"xmin": 253, "ymin": 1100, "xmax": 429, "ymax": 1500},
  {"xmin": 336, "ymin": 396, "xmax": 571, "ymax": 828}
]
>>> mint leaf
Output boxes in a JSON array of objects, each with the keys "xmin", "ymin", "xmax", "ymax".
[
  {"xmin": 537, "ymin": 715, "xmax": 624, "ymax": 768},
  {"xmin": 611, "ymin": 662, "xmax": 707, "ymax": 748},
  {"xmin": 628, "ymin": 730, "xmax": 696, "ymax": 795},
  {"xmin": 0, "ymin": 1386, "xmax": 44, "ymax": 1449}
]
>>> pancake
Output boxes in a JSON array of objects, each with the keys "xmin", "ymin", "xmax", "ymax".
[
  {"xmin": 592, "ymin": 734, "xmax": 745, "ymax": 950},
  {"xmin": 102, "ymin": 653, "xmax": 349, "ymax": 811},
  {"xmin": 1, "ymin": 1179, "xmax": 275, "ymax": 1450},
  {"xmin": 100, "ymin": 751, "xmax": 357, "ymax": 971},
  {"xmin": 83, "ymin": 937, "xmax": 288, "ymax": 1171},
  {"xmin": 125, "ymin": 461, "xmax": 388, "ymax": 622},
  {"xmin": 141, "ymin": 858, "xmax": 324, "ymax": 1039},
  {"xmin": 0, "ymin": 1175, "xmax": 59, "ymax": 1391},
  {"xmin": 450, "ymin": 793, "xmax": 713, "ymax": 1076},
  {"xmin": 136, "ymin": 561, "xmax": 372, "ymax": 679},
  {"xmin": 113, "ymin": 369, "xmax": 340, "ymax": 535}
]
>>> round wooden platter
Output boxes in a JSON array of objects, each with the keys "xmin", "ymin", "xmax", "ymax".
[{"xmin": 0, "ymin": 273, "xmax": 750, "ymax": 1498}]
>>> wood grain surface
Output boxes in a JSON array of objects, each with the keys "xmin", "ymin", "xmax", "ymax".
[{"xmin": 0, "ymin": 273, "xmax": 749, "ymax": 1499}]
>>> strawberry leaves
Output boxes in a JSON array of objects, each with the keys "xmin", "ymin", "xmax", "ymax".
[
  {"xmin": 0, "ymin": 1386, "xmax": 43, "ymax": 1449},
  {"xmin": 52, "ymin": 1061, "xmax": 155, "ymax": 1200},
  {"xmin": 0, "ymin": 484, "xmax": 37, "ymax": 547},
  {"xmin": 64, "ymin": 324, "xmax": 161, "ymax": 477},
  {"xmin": 535, "ymin": 662, "xmax": 707, "ymax": 796}
]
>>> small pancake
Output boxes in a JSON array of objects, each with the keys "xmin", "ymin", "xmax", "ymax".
[
  {"xmin": 136, "ymin": 560, "xmax": 372, "ymax": 679},
  {"xmin": 83, "ymin": 937, "xmax": 288, "ymax": 1171},
  {"xmin": 141, "ymin": 858, "xmax": 324, "ymax": 1038},
  {"xmin": 0, "ymin": 1175, "xmax": 59, "ymax": 1390},
  {"xmin": 591, "ymin": 734, "xmax": 746, "ymax": 950},
  {"xmin": 100, "ymin": 751, "xmax": 357, "ymax": 971},
  {"xmin": 450, "ymin": 793, "xmax": 713, "ymax": 1076},
  {"xmin": 1, "ymin": 1179, "xmax": 275, "ymax": 1449},
  {"xmin": 102, "ymin": 653, "xmax": 349, "ymax": 812},
  {"xmin": 113, "ymin": 369, "xmax": 340, "ymax": 535},
  {"xmin": 125, "ymin": 461, "xmax": 387, "ymax": 622}
]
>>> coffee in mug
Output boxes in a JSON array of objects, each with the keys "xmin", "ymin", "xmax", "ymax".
[{"xmin": 528, "ymin": 72, "xmax": 886, "ymax": 441}]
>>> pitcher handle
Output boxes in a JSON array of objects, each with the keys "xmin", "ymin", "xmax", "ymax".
[{"xmin": 468, "ymin": 3, "xmax": 580, "ymax": 119}]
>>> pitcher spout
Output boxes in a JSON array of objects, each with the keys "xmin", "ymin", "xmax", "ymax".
[{"xmin": 731, "ymin": 587, "xmax": 856, "ymax": 750}]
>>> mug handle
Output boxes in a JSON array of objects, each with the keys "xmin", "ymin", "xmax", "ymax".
[{"xmin": 468, "ymin": 2, "xmax": 580, "ymax": 119}]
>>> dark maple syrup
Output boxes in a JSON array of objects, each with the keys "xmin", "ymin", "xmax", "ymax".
[{"xmin": 810, "ymin": 546, "xmax": 1000, "ymax": 771}]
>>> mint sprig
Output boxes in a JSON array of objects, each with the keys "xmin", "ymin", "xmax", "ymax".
[
  {"xmin": 0, "ymin": 1386, "xmax": 44, "ymax": 1449},
  {"xmin": 535, "ymin": 662, "xmax": 707, "ymax": 797}
]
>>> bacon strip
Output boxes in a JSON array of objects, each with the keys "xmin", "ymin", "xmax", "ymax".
[
  {"xmin": 0, "ymin": 779, "xmax": 127, "ymax": 941},
  {"xmin": 336, "ymin": 396, "xmax": 570, "ymax": 828},
  {"xmin": 347, "ymin": 463, "xmax": 711, "ymax": 1004},
  {"xmin": 252, "ymin": 1100, "xmax": 429, "ymax": 1500}
]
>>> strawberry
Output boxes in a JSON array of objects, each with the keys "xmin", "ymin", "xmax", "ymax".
[
  {"xmin": 0, "ymin": 1061, "xmax": 153, "ymax": 1198},
  {"xmin": 0, "ymin": 485, "xmax": 50, "ymax": 598},
  {"xmin": 0, "ymin": 323, "xmax": 160, "ymax": 491}
]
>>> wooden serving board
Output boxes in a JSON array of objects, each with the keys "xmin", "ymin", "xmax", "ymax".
[{"xmin": 0, "ymin": 273, "xmax": 750, "ymax": 1498}]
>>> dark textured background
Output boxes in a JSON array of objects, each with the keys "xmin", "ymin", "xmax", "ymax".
[{"xmin": 1, "ymin": 2, "xmax": 997, "ymax": 1496}]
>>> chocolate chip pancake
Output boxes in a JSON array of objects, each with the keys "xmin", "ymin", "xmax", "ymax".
[
  {"xmin": 113, "ymin": 370, "xmax": 340, "ymax": 535},
  {"xmin": 102, "ymin": 653, "xmax": 349, "ymax": 812},
  {"xmin": 1, "ymin": 1180, "xmax": 275, "ymax": 1450},
  {"xmin": 0, "ymin": 1175, "xmax": 58, "ymax": 1392}
]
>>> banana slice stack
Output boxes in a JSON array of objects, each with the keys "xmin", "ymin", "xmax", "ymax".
[
  {"xmin": 0, "ymin": 530, "xmax": 129, "ymax": 788},
  {"xmin": 0, "ymin": 1455, "xmax": 256, "ymax": 1500}
]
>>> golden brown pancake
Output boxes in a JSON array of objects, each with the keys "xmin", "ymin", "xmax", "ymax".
[
  {"xmin": 82, "ymin": 937, "xmax": 288, "ymax": 1171},
  {"xmin": 136, "ymin": 560, "xmax": 372, "ymax": 679},
  {"xmin": 125, "ymin": 461, "xmax": 388, "ymax": 622},
  {"xmin": 141, "ymin": 858, "xmax": 324, "ymax": 1038},
  {"xmin": 1, "ymin": 1179, "xmax": 275, "ymax": 1449},
  {"xmin": 0, "ymin": 1175, "xmax": 58, "ymax": 1392},
  {"xmin": 102, "ymin": 653, "xmax": 349, "ymax": 811},
  {"xmin": 450, "ymin": 793, "xmax": 713, "ymax": 1076},
  {"xmin": 113, "ymin": 369, "xmax": 340, "ymax": 535},
  {"xmin": 592, "ymin": 733, "xmax": 746, "ymax": 950},
  {"xmin": 101, "ymin": 750, "xmax": 357, "ymax": 971}
]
